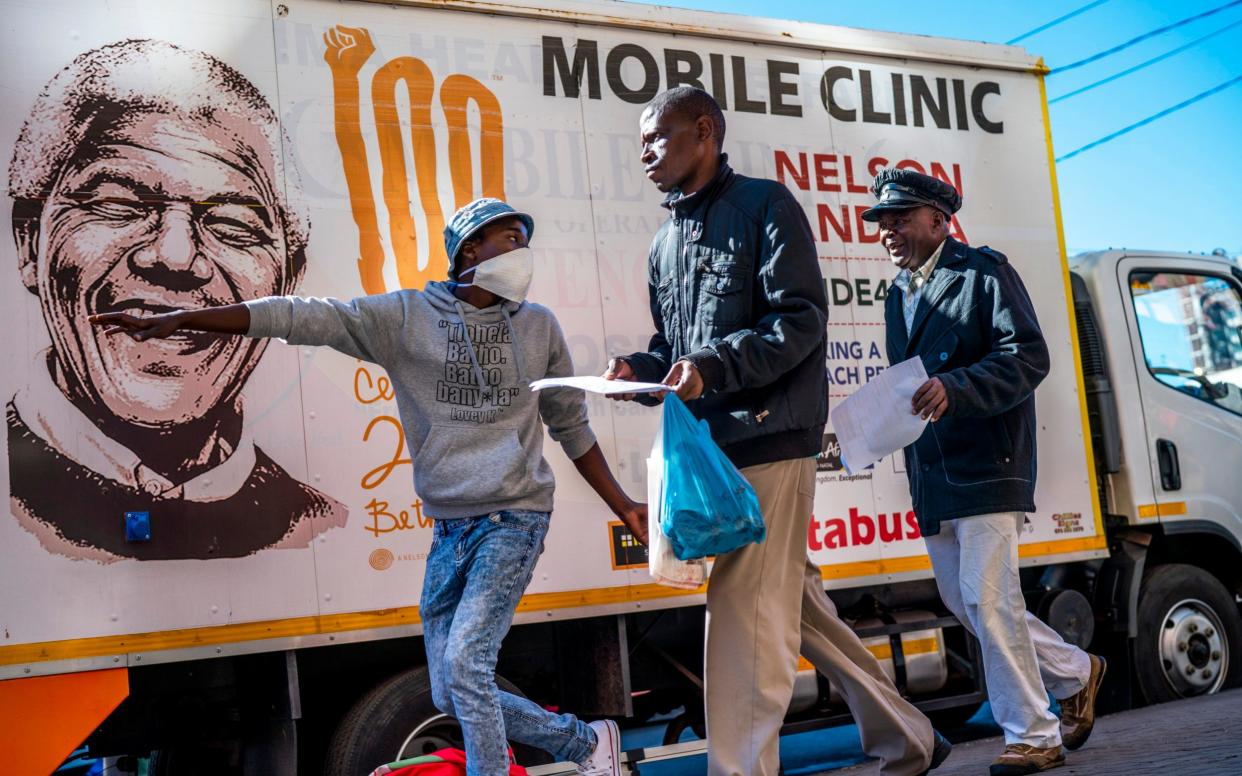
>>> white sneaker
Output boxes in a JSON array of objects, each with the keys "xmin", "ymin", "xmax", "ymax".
[{"xmin": 577, "ymin": 719, "xmax": 622, "ymax": 776}]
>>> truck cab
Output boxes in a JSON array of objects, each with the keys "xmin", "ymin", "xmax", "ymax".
[{"xmin": 1072, "ymin": 250, "xmax": 1242, "ymax": 703}]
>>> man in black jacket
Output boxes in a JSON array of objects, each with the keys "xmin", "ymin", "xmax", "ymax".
[
  {"xmin": 871, "ymin": 169, "xmax": 1106, "ymax": 776},
  {"xmin": 607, "ymin": 87, "xmax": 949, "ymax": 776}
]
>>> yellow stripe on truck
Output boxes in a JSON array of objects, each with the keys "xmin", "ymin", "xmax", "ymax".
[
  {"xmin": 2, "ymin": 582, "xmax": 709, "ymax": 666},
  {"xmin": 867, "ymin": 637, "xmax": 940, "ymax": 661},
  {"xmin": 818, "ymin": 535, "xmax": 1107, "ymax": 583},
  {"xmin": 797, "ymin": 637, "xmax": 940, "ymax": 671},
  {"xmin": 1037, "ymin": 57, "xmax": 1108, "ymax": 543},
  {"xmin": 0, "ymin": 535, "xmax": 1106, "ymax": 667},
  {"xmin": 1138, "ymin": 502, "xmax": 1188, "ymax": 520}
]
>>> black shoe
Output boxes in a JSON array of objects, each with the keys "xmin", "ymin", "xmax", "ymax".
[{"xmin": 918, "ymin": 730, "xmax": 952, "ymax": 775}]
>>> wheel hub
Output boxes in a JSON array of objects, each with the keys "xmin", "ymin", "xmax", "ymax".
[
  {"xmin": 397, "ymin": 713, "xmax": 465, "ymax": 760},
  {"xmin": 1158, "ymin": 598, "xmax": 1228, "ymax": 696}
]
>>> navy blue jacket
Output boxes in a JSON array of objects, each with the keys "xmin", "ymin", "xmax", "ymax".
[
  {"xmin": 626, "ymin": 159, "xmax": 828, "ymax": 469},
  {"xmin": 884, "ymin": 238, "xmax": 1049, "ymax": 536}
]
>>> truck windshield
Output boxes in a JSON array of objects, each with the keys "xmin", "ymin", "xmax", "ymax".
[{"xmin": 1130, "ymin": 271, "xmax": 1242, "ymax": 416}]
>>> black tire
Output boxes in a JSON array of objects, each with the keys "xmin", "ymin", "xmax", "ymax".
[
  {"xmin": 1134, "ymin": 563, "xmax": 1242, "ymax": 705},
  {"xmin": 324, "ymin": 666, "xmax": 551, "ymax": 775}
]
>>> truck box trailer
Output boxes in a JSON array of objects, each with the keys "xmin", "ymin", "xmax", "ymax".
[{"xmin": 1, "ymin": 0, "xmax": 1240, "ymax": 773}]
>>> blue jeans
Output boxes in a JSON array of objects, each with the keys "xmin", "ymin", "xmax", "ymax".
[{"xmin": 421, "ymin": 510, "xmax": 597, "ymax": 776}]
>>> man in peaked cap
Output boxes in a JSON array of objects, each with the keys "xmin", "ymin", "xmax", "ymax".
[{"xmin": 868, "ymin": 169, "xmax": 1107, "ymax": 775}]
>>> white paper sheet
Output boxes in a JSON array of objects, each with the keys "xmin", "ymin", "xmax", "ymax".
[
  {"xmin": 529, "ymin": 375, "xmax": 668, "ymax": 395},
  {"xmin": 829, "ymin": 357, "xmax": 931, "ymax": 474}
]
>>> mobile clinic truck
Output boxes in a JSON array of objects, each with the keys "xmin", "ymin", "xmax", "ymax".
[{"xmin": 1, "ymin": 0, "xmax": 1240, "ymax": 773}]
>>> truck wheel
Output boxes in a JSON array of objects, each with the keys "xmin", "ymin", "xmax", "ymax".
[
  {"xmin": 1134, "ymin": 564, "xmax": 1242, "ymax": 704},
  {"xmin": 324, "ymin": 666, "xmax": 550, "ymax": 775}
]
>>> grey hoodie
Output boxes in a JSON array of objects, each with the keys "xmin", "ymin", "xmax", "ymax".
[{"xmin": 245, "ymin": 281, "xmax": 595, "ymax": 519}]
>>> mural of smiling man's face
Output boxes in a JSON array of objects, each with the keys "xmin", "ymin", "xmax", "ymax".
[{"xmin": 9, "ymin": 39, "xmax": 308, "ymax": 429}]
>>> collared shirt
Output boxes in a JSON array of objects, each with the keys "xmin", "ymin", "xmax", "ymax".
[
  {"xmin": 893, "ymin": 239, "xmax": 948, "ymax": 332},
  {"xmin": 12, "ymin": 354, "xmax": 256, "ymax": 502}
]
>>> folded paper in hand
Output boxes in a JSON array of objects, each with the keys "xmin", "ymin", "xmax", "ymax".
[
  {"xmin": 529, "ymin": 376, "xmax": 667, "ymax": 395},
  {"xmin": 829, "ymin": 357, "xmax": 930, "ymax": 474}
]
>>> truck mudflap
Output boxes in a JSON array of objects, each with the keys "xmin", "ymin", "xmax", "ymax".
[{"xmin": 0, "ymin": 668, "xmax": 129, "ymax": 775}]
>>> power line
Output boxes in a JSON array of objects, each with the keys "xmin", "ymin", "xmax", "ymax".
[
  {"xmin": 1007, "ymin": 0, "xmax": 1112, "ymax": 45},
  {"xmin": 1051, "ymin": 0, "xmax": 1242, "ymax": 74},
  {"xmin": 1056, "ymin": 73, "xmax": 1242, "ymax": 161},
  {"xmin": 1050, "ymin": 17, "xmax": 1242, "ymax": 103}
]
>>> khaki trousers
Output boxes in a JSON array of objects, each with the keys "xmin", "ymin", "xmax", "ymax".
[{"xmin": 704, "ymin": 458, "xmax": 934, "ymax": 776}]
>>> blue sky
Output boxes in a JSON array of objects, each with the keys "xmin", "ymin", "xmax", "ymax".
[{"xmin": 631, "ymin": 0, "xmax": 1242, "ymax": 257}]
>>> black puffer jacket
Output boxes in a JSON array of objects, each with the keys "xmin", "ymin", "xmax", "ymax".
[
  {"xmin": 625, "ymin": 158, "xmax": 828, "ymax": 469},
  {"xmin": 884, "ymin": 237, "xmax": 1050, "ymax": 536}
]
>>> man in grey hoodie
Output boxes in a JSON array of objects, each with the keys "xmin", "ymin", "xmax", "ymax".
[{"xmin": 90, "ymin": 198, "xmax": 642, "ymax": 776}]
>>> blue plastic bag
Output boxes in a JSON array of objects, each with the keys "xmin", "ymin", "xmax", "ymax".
[{"xmin": 660, "ymin": 395, "xmax": 764, "ymax": 560}]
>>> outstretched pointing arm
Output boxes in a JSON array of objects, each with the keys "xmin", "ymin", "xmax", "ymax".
[{"xmin": 90, "ymin": 304, "xmax": 250, "ymax": 341}]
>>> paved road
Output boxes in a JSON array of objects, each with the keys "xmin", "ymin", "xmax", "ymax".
[{"xmin": 822, "ymin": 689, "xmax": 1242, "ymax": 776}]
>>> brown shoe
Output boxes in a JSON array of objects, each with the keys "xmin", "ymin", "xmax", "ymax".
[
  {"xmin": 1059, "ymin": 654, "xmax": 1107, "ymax": 750},
  {"xmin": 989, "ymin": 744, "xmax": 1065, "ymax": 775}
]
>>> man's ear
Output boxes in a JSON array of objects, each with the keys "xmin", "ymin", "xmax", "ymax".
[
  {"xmin": 696, "ymin": 115, "xmax": 714, "ymax": 146},
  {"xmin": 12, "ymin": 200, "xmax": 41, "ymax": 293}
]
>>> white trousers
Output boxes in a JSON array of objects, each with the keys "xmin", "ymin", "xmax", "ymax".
[{"xmin": 923, "ymin": 512, "xmax": 1092, "ymax": 748}]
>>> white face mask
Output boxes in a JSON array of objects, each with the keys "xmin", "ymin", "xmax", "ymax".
[{"xmin": 457, "ymin": 246, "xmax": 534, "ymax": 302}]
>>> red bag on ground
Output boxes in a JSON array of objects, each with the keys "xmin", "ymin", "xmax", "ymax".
[{"xmin": 368, "ymin": 747, "xmax": 527, "ymax": 776}]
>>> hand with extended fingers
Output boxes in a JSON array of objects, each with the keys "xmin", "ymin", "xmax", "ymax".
[{"xmin": 89, "ymin": 311, "xmax": 185, "ymax": 342}]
